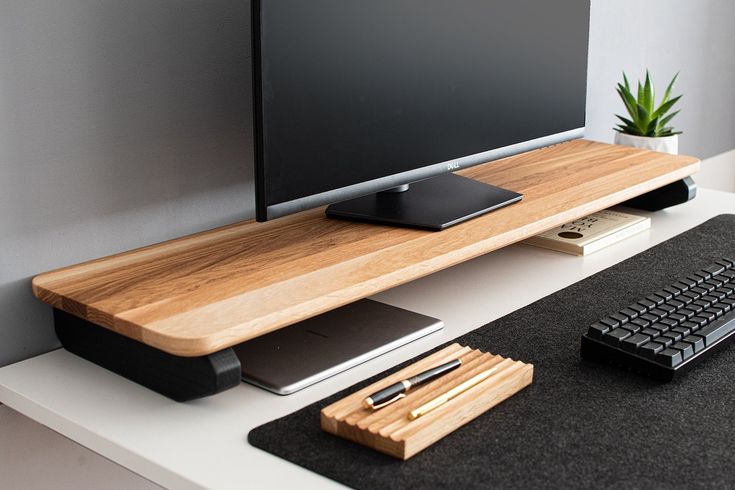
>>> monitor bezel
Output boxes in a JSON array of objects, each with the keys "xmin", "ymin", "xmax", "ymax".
[{"xmin": 252, "ymin": 0, "xmax": 588, "ymax": 222}]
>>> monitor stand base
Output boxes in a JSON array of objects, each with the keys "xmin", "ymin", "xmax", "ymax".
[
  {"xmin": 326, "ymin": 173, "xmax": 523, "ymax": 230},
  {"xmin": 234, "ymin": 299, "xmax": 443, "ymax": 395}
]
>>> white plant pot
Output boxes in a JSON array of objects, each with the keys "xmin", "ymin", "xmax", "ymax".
[{"xmin": 614, "ymin": 132, "xmax": 678, "ymax": 155}]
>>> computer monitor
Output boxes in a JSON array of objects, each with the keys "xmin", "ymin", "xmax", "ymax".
[
  {"xmin": 240, "ymin": 0, "xmax": 591, "ymax": 394},
  {"xmin": 253, "ymin": 0, "xmax": 590, "ymax": 230}
]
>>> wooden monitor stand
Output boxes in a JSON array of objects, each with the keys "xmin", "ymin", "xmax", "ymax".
[{"xmin": 32, "ymin": 140, "xmax": 700, "ymax": 400}]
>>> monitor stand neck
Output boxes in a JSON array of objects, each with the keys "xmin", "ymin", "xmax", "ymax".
[{"xmin": 326, "ymin": 173, "xmax": 522, "ymax": 231}]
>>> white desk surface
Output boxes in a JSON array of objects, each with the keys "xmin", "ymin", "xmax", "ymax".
[{"xmin": 2, "ymin": 188, "xmax": 734, "ymax": 490}]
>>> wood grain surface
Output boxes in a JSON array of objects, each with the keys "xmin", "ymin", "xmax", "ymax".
[
  {"xmin": 320, "ymin": 343, "xmax": 534, "ymax": 460},
  {"xmin": 32, "ymin": 140, "xmax": 700, "ymax": 356}
]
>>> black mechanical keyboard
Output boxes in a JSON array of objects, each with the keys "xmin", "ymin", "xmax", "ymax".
[{"xmin": 581, "ymin": 258, "xmax": 735, "ymax": 380}]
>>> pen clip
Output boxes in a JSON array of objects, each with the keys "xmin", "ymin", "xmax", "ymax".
[{"xmin": 371, "ymin": 392, "xmax": 406, "ymax": 409}]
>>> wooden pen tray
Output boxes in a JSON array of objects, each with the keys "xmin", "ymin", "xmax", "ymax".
[{"xmin": 320, "ymin": 343, "xmax": 533, "ymax": 460}]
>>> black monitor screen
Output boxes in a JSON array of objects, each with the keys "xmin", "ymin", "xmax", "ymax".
[{"xmin": 255, "ymin": 0, "xmax": 590, "ymax": 218}]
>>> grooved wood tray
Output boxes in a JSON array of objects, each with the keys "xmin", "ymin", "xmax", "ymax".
[
  {"xmin": 32, "ymin": 140, "xmax": 699, "ymax": 356},
  {"xmin": 320, "ymin": 343, "xmax": 534, "ymax": 460}
]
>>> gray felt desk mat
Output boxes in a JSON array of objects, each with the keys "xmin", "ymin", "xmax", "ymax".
[{"xmin": 248, "ymin": 215, "xmax": 735, "ymax": 489}]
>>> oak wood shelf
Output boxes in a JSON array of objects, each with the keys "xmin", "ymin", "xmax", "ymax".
[{"xmin": 32, "ymin": 140, "xmax": 700, "ymax": 357}]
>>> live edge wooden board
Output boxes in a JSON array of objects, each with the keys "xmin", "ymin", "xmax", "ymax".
[{"xmin": 32, "ymin": 140, "xmax": 699, "ymax": 357}]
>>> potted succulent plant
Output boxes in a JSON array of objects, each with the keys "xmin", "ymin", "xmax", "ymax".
[{"xmin": 614, "ymin": 71, "xmax": 682, "ymax": 155}]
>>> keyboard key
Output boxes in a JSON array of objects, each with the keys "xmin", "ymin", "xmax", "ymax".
[
  {"xmin": 691, "ymin": 286, "xmax": 708, "ymax": 296},
  {"xmin": 646, "ymin": 294, "xmax": 666, "ymax": 306},
  {"xmin": 619, "ymin": 307, "xmax": 639, "ymax": 320},
  {"xmin": 639, "ymin": 341, "xmax": 664, "ymax": 359},
  {"xmin": 658, "ymin": 303, "xmax": 676, "ymax": 315},
  {"xmin": 695, "ymin": 316, "xmax": 735, "ymax": 346},
  {"xmin": 649, "ymin": 323, "xmax": 669, "ymax": 334},
  {"xmin": 659, "ymin": 318, "xmax": 678, "ymax": 329},
  {"xmin": 683, "ymin": 303, "xmax": 703, "ymax": 315},
  {"xmin": 713, "ymin": 274, "xmax": 731, "ymax": 284},
  {"xmin": 672, "ymin": 281, "xmax": 691, "ymax": 292},
  {"xmin": 672, "ymin": 326, "xmax": 691, "ymax": 337},
  {"xmin": 640, "ymin": 327, "xmax": 660, "ymax": 338},
  {"xmin": 710, "ymin": 289, "xmax": 728, "ymax": 301},
  {"xmin": 654, "ymin": 290, "xmax": 673, "ymax": 302},
  {"xmin": 640, "ymin": 313, "xmax": 658, "ymax": 323},
  {"xmin": 682, "ymin": 335, "xmax": 705, "ymax": 353},
  {"xmin": 693, "ymin": 270, "xmax": 712, "ymax": 282},
  {"xmin": 721, "ymin": 270, "xmax": 735, "ymax": 280},
  {"xmin": 678, "ymin": 308, "xmax": 696, "ymax": 319},
  {"xmin": 656, "ymin": 348, "xmax": 683, "ymax": 367},
  {"xmin": 656, "ymin": 336, "xmax": 673, "ymax": 348},
  {"xmin": 681, "ymin": 291, "xmax": 699, "ymax": 302},
  {"xmin": 715, "ymin": 259, "xmax": 734, "ymax": 270},
  {"xmin": 671, "ymin": 342, "xmax": 694, "ymax": 360},
  {"xmin": 662, "ymin": 331, "xmax": 683, "ymax": 343},
  {"xmin": 638, "ymin": 298, "xmax": 657, "ymax": 311},
  {"xmin": 669, "ymin": 313, "xmax": 686, "ymax": 324},
  {"xmin": 648, "ymin": 308, "xmax": 667, "ymax": 320},
  {"xmin": 667, "ymin": 299, "xmax": 685, "ymax": 310},
  {"xmin": 604, "ymin": 328, "xmax": 631, "ymax": 346},
  {"xmin": 686, "ymin": 275, "xmax": 705, "ymax": 286},
  {"xmin": 705, "ymin": 278, "xmax": 723, "ymax": 289},
  {"xmin": 588, "ymin": 322, "xmax": 610, "ymax": 339},
  {"xmin": 681, "ymin": 321, "xmax": 699, "ymax": 332},
  {"xmin": 663, "ymin": 286, "xmax": 681, "ymax": 297},
  {"xmin": 699, "ymin": 310, "xmax": 717, "ymax": 323},
  {"xmin": 679, "ymin": 277, "xmax": 698, "ymax": 289},
  {"xmin": 676, "ymin": 294, "xmax": 693, "ymax": 306},
  {"xmin": 690, "ymin": 316, "xmax": 708, "ymax": 328},
  {"xmin": 620, "ymin": 323, "xmax": 641, "ymax": 334},
  {"xmin": 630, "ymin": 318, "xmax": 650, "ymax": 329},
  {"xmin": 627, "ymin": 303, "xmax": 648, "ymax": 316},
  {"xmin": 621, "ymin": 333, "xmax": 651, "ymax": 352},
  {"xmin": 610, "ymin": 313, "xmax": 628, "ymax": 325},
  {"xmin": 703, "ymin": 264, "xmax": 726, "ymax": 276},
  {"xmin": 702, "ymin": 295, "xmax": 720, "ymax": 305},
  {"xmin": 600, "ymin": 317, "xmax": 620, "ymax": 329},
  {"xmin": 706, "ymin": 306, "xmax": 725, "ymax": 318}
]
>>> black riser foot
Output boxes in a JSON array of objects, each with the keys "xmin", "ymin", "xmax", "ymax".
[{"xmin": 54, "ymin": 309, "xmax": 241, "ymax": 401}]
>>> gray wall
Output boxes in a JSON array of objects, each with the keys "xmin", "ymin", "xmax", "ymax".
[{"xmin": 1, "ymin": 0, "xmax": 734, "ymax": 366}]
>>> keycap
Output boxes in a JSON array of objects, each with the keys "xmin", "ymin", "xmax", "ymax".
[
  {"xmin": 660, "ymin": 318, "xmax": 678, "ymax": 329},
  {"xmin": 669, "ymin": 313, "xmax": 686, "ymax": 324},
  {"xmin": 654, "ymin": 290, "xmax": 673, "ymax": 302},
  {"xmin": 671, "ymin": 342, "xmax": 694, "ymax": 360},
  {"xmin": 630, "ymin": 318, "xmax": 650, "ymax": 329},
  {"xmin": 648, "ymin": 308, "xmax": 667, "ymax": 320},
  {"xmin": 667, "ymin": 299, "xmax": 685, "ymax": 310},
  {"xmin": 693, "ymin": 270, "xmax": 712, "ymax": 282},
  {"xmin": 638, "ymin": 299, "xmax": 657, "ymax": 310},
  {"xmin": 672, "ymin": 281, "xmax": 691, "ymax": 292},
  {"xmin": 715, "ymin": 259, "xmax": 734, "ymax": 269},
  {"xmin": 683, "ymin": 304, "xmax": 703, "ymax": 315},
  {"xmin": 610, "ymin": 313, "xmax": 628, "ymax": 325},
  {"xmin": 658, "ymin": 304, "xmax": 676, "ymax": 315},
  {"xmin": 720, "ymin": 270, "xmax": 735, "ymax": 280},
  {"xmin": 679, "ymin": 277, "xmax": 698, "ymax": 289},
  {"xmin": 663, "ymin": 286, "xmax": 681, "ymax": 297},
  {"xmin": 703, "ymin": 264, "xmax": 726, "ymax": 276},
  {"xmin": 662, "ymin": 331, "xmax": 683, "ymax": 343},
  {"xmin": 621, "ymin": 333, "xmax": 651, "ymax": 352},
  {"xmin": 656, "ymin": 348, "xmax": 683, "ymax": 367},
  {"xmin": 588, "ymin": 322, "xmax": 610, "ymax": 339},
  {"xmin": 682, "ymin": 335, "xmax": 705, "ymax": 353},
  {"xmin": 691, "ymin": 286, "xmax": 708, "ymax": 296},
  {"xmin": 647, "ymin": 294, "xmax": 666, "ymax": 306},
  {"xmin": 649, "ymin": 323, "xmax": 669, "ymax": 334},
  {"xmin": 695, "ymin": 316, "xmax": 735, "ymax": 346},
  {"xmin": 689, "ymin": 316, "xmax": 708, "ymax": 328},
  {"xmin": 686, "ymin": 275, "xmax": 705, "ymax": 286},
  {"xmin": 698, "ymin": 310, "xmax": 717, "ymax": 323},
  {"xmin": 627, "ymin": 303, "xmax": 648, "ymax": 316},
  {"xmin": 672, "ymin": 326, "xmax": 691, "ymax": 337},
  {"xmin": 681, "ymin": 321, "xmax": 699, "ymax": 332},
  {"xmin": 619, "ymin": 308, "xmax": 639, "ymax": 320},
  {"xmin": 604, "ymin": 328, "xmax": 631, "ymax": 346},
  {"xmin": 639, "ymin": 341, "xmax": 664, "ymax": 359},
  {"xmin": 640, "ymin": 327, "xmax": 660, "ymax": 338},
  {"xmin": 640, "ymin": 313, "xmax": 658, "ymax": 323},
  {"xmin": 600, "ymin": 317, "xmax": 620, "ymax": 329}
]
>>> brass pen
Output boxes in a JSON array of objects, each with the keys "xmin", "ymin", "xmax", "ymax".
[{"xmin": 408, "ymin": 364, "xmax": 501, "ymax": 420}]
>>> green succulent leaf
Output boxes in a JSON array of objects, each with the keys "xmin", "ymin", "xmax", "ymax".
[{"xmin": 614, "ymin": 70, "xmax": 682, "ymax": 137}]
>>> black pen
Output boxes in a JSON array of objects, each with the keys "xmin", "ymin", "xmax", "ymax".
[{"xmin": 363, "ymin": 359, "xmax": 462, "ymax": 409}]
